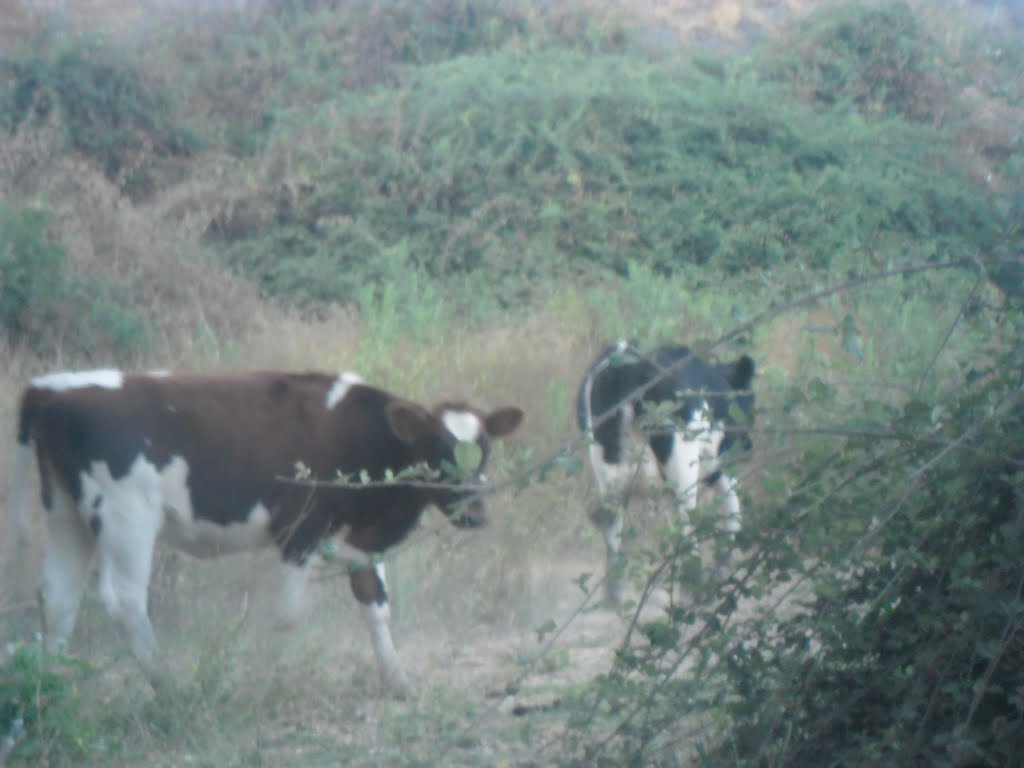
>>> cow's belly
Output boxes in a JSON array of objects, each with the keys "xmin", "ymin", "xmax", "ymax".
[
  {"xmin": 159, "ymin": 505, "xmax": 274, "ymax": 558},
  {"xmin": 155, "ymin": 455, "xmax": 274, "ymax": 558},
  {"xmin": 588, "ymin": 437, "xmax": 663, "ymax": 498}
]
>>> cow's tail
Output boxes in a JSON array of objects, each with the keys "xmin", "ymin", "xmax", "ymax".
[
  {"xmin": 576, "ymin": 339, "xmax": 637, "ymax": 434},
  {"xmin": 576, "ymin": 367, "xmax": 598, "ymax": 436},
  {"xmin": 8, "ymin": 388, "xmax": 37, "ymax": 564}
]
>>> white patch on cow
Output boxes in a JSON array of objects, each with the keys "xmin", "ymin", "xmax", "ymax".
[
  {"xmin": 79, "ymin": 456, "xmax": 165, "ymax": 675},
  {"xmin": 685, "ymin": 401, "xmax": 725, "ymax": 473},
  {"xmin": 663, "ymin": 432, "xmax": 702, "ymax": 532},
  {"xmin": 39, "ymin": 483, "xmax": 95, "ymax": 652},
  {"xmin": 717, "ymin": 473, "xmax": 742, "ymax": 533},
  {"xmin": 158, "ymin": 457, "xmax": 274, "ymax": 557},
  {"xmin": 660, "ymin": 403, "xmax": 730, "ymax": 532},
  {"xmin": 442, "ymin": 410, "xmax": 481, "ymax": 443},
  {"xmin": 155, "ymin": 456, "xmax": 191, "ymax": 520},
  {"xmin": 588, "ymin": 442, "xmax": 660, "ymax": 499},
  {"xmin": 31, "ymin": 369, "xmax": 124, "ymax": 391},
  {"xmin": 653, "ymin": 403, "xmax": 742, "ymax": 551},
  {"xmin": 326, "ymin": 371, "xmax": 364, "ymax": 410},
  {"xmin": 586, "ymin": 417, "xmax": 663, "ymax": 608},
  {"xmin": 277, "ymin": 558, "xmax": 315, "ymax": 627},
  {"xmin": 361, "ymin": 562, "xmax": 410, "ymax": 694},
  {"xmin": 586, "ymin": 404, "xmax": 661, "ymax": 500}
]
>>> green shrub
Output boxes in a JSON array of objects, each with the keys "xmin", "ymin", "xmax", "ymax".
[
  {"xmin": 0, "ymin": 201, "xmax": 149, "ymax": 358},
  {"xmin": 761, "ymin": 1, "xmax": 945, "ymax": 121},
  {"xmin": 560, "ymin": 270, "xmax": 1023, "ymax": 767},
  {"xmin": 0, "ymin": 202, "xmax": 69, "ymax": 345},
  {"xmin": 712, "ymin": 370, "xmax": 1024, "ymax": 766},
  {"xmin": 0, "ymin": 645, "xmax": 102, "ymax": 766},
  {"xmin": 208, "ymin": 47, "xmax": 999, "ymax": 312},
  {"xmin": 0, "ymin": 34, "xmax": 198, "ymax": 197},
  {"xmin": 155, "ymin": 0, "xmax": 624, "ymax": 158},
  {"xmin": 79, "ymin": 278, "xmax": 151, "ymax": 357}
]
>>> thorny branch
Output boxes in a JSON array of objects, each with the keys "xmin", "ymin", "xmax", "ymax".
[
  {"xmin": 282, "ymin": 256, "xmax": 981, "ymax": 506},
  {"xmin": 282, "ymin": 256, "xmax": 998, "ymax": 765}
]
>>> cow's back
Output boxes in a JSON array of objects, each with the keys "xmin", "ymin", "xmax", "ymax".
[{"xmin": 24, "ymin": 371, "xmax": 411, "ymax": 529}]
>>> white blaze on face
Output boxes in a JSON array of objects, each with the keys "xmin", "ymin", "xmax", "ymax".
[
  {"xmin": 32, "ymin": 369, "xmax": 124, "ymax": 391},
  {"xmin": 441, "ymin": 410, "xmax": 481, "ymax": 443},
  {"xmin": 326, "ymin": 371, "xmax": 365, "ymax": 410}
]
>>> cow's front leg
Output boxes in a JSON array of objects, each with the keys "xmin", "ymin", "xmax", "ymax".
[
  {"xmin": 349, "ymin": 562, "xmax": 411, "ymax": 698},
  {"xmin": 589, "ymin": 499, "xmax": 625, "ymax": 608},
  {"xmin": 656, "ymin": 432, "xmax": 701, "ymax": 548},
  {"xmin": 276, "ymin": 558, "xmax": 315, "ymax": 628},
  {"xmin": 714, "ymin": 472, "xmax": 742, "ymax": 573}
]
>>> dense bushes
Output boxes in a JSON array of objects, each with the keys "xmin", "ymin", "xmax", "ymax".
[
  {"xmin": 561, "ymin": 273, "xmax": 1023, "ymax": 766},
  {"xmin": 0, "ymin": 36, "xmax": 197, "ymax": 197},
  {"xmin": 0, "ymin": 1, "xmax": 1013, "ymax": 319},
  {"xmin": 207, "ymin": 47, "xmax": 1001, "ymax": 312},
  {"xmin": 712, "ymin": 368, "xmax": 1024, "ymax": 766},
  {"xmin": 0, "ymin": 202, "xmax": 148, "ymax": 356},
  {"xmin": 0, "ymin": 203, "xmax": 67, "ymax": 345},
  {"xmin": 156, "ymin": 0, "xmax": 623, "ymax": 158},
  {"xmin": 761, "ymin": 1, "xmax": 945, "ymax": 121}
]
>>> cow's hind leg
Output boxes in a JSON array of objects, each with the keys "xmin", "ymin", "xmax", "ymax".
[
  {"xmin": 39, "ymin": 485, "xmax": 95, "ymax": 654},
  {"xmin": 589, "ymin": 498, "xmax": 625, "ymax": 608},
  {"xmin": 653, "ymin": 431, "xmax": 701, "ymax": 547},
  {"xmin": 587, "ymin": 441, "xmax": 635, "ymax": 609},
  {"xmin": 350, "ymin": 562, "xmax": 411, "ymax": 697},
  {"xmin": 87, "ymin": 468, "xmax": 164, "ymax": 687}
]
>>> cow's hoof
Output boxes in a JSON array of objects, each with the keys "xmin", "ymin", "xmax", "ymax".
[
  {"xmin": 381, "ymin": 671, "xmax": 414, "ymax": 700},
  {"xmin": 603, "ymin": 580, "xmax": 624, "ymax": 611},
  {"xmin": 588, "ymin": 503, "xmax": 619, "ymax": 531},
  {"xmin": 714, "ymin": 551, "xmax": 735, "ymax": 581}
]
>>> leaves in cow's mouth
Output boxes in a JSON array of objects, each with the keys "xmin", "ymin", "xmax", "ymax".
[{"xmin": 454, "ymin": 441, "xmax": 483, "ymax": 475}]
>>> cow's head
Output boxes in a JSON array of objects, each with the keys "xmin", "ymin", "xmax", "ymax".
[
  {"xmin": 384, "ymin": 399, "xmax": 524, "ymax": 527},
  {"xmin": 717, "ymin": 354, "xmax": 756, "ymax": 453}
]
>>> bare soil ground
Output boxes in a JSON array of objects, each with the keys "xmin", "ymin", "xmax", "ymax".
[{"xmin": 50, "ymin": 548, "xmax": 637, "ymax": 766}]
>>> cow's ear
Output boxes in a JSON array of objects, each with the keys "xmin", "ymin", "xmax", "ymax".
[
  {"xmin": 386, "ymin": 400, "xmax": 435, "ymax": 446},
  {"xmin": 484, "ymin": 406, "xmax": 524, "ymax": 438},
  {"xmin": 722, "ymin": 355, "xmax": 755, "ymax": 391}
]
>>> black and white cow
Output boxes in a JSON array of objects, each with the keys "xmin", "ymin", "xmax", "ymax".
[
  {"xmin": 577, "ymin": 341, "xmax": 755, "ymax": 605},
  {"xmin": 12, "ymin": 369, "xmax": 523, "ymax": 695}
]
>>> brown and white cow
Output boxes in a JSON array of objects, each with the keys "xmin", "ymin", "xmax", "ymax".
[{"xmin": 11, "ymin": 368, "xmax": 523, "ymax": 695}]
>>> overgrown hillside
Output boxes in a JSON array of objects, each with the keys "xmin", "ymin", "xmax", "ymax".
[
  {"xmin": 0, "ymin": 1, "xmax": 1021, "ymax": 766},
  {"xmin": 2, "ymin": 0, "xmax": 1020, "ymax": 350}
]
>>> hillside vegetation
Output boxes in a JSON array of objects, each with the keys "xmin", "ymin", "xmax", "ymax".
[{"xmin": 0, "ymin": 1, "xmax": 1022, "ymax": 766}]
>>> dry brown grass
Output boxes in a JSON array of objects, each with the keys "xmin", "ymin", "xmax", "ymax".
[{"xmin": 586, "ymin": 0, "xmax": 834, "ymax": 45}]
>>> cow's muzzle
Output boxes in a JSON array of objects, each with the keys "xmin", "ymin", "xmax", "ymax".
[{"xmin": 448, "ymin": 496, "xmax": 487, "ymax": 528}]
